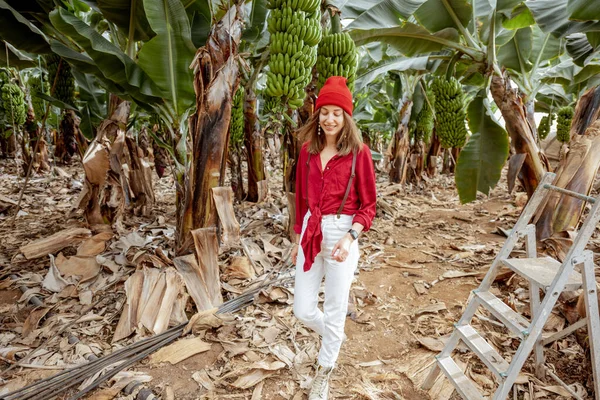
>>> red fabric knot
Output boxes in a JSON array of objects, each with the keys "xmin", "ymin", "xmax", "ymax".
[{"xmin": 301, "ymin": 207, "xmax": 323, "ymax": 272}]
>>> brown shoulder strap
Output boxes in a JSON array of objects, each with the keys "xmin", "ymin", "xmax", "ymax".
[
  {"xmin": 305, "ymin": 152, "xmax": 311, "ymax": 208},
  {"xmin": 337, "ymin": 150, "xmax": 357, "ymax": 217}
]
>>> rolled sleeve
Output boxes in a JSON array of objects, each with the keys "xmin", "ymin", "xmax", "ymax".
[{"xmin": 352, "ymin": 144, "xmax": 377, "ymax": 231}]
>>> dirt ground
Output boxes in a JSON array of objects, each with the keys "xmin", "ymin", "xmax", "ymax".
[{"xmin": 0, "ymin": 157, "xmax": 595, "ymax": 399}]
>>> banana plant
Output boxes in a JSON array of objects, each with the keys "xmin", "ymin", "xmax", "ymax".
[{"xmin": 342, "ymin": 0, "xmax": 600, "ymax": 204}]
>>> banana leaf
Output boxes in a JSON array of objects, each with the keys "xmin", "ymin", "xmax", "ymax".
[
  {"xmin": 527, "ymin": 0, "xmax": 600, "ymax": 37},
  {"xmin": 414, "ymin": 0, "xmax": 472, "ymax": 34},
  {"xmin": 138, "ymin": 0, "xmax": 196, "ymax": 116},
  {"xmin": 242, "ymin": 0, "xmax": 268, "ymax": 42},
  {"xmin": 355, "ymin": 56, "xmax": 430, "ymax": 91},
  {"xmin": 566, "ymin": 33, "xmax": 600, "ymax": 66},
  {"xmin": 497, "ymin": 27, "xmax": 533, "ymax": 72},
  {"xmin": 49, "ymin": 7, "xmax": 165, "ymax": 107},
  {"xmin": 185, "ymin": 0, "xmax": 212, "ymax": 47},
  {"xmin": 0, "ymin": 43, "xmax": 37, "ymax": 68},
  {"xmin": 567, "ymin": 0, "xmax": 600, "ymax": 21},
  {"xmin": 350, "ymin": 23, "xmax": 480, "ymax": 59},
  {"xmin": 455, "ymin": 92, "xmax": 510, "ymax": 203},
  {"xmin": 347, "ymin": 0, "xmax": 427, "ymax": 30},
  {"xmin": 0, "ymin": 0, "xmax": 51, "ymax": 54},
  {"xmin": 83, "ymin": 0, "xmax": 155, "ymax": 41}
]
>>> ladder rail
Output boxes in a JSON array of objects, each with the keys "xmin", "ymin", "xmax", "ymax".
[
  {"xmin": 478, "ymin": 172, "xmax": 556, "ymax": 291},
  {"xmin": 493, "ymin": 252, "xmax": 582, "ymax": 399}
]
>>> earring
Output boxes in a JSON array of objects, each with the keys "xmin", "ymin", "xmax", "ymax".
[{"xmin": 318, "ymin": 125, "xmax": 321, "ymax": 136}]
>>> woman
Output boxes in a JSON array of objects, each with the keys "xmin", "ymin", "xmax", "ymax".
[{"xmin": 291, "ymin": 76, "xmax": 377, "ymax": 400}]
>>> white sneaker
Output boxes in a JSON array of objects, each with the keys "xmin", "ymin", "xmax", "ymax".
[{"xmin": 309, "ymin": 365, "xmax": 333, "ymax": 400}]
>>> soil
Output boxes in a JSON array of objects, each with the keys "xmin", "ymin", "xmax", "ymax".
[{"xmin": 0, "ymin": 158, "xmax": 594, "ymax": 399}]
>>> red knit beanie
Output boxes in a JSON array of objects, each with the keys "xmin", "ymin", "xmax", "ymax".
[{"xmin": 315, "ymin": 76, "xmax": 353, "ymax": 116}]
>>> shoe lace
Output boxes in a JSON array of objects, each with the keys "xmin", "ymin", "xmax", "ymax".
[{"xmin": 312, "ymin": 371, "xmax": 329, "ymax": 396}]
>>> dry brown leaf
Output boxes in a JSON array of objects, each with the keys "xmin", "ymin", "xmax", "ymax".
[
  {"xmin": 184, "ymin": 308, "xmax": 232, "ymax": 335},
  {"xmin": 55, "ymin": 255, "xmax": 101, "ymax": 282},
  {"xmin": 76, "ymin": 235, "xmax": 108, "ymax": 257},
  {"xmin": 224, "ymin": 256, "xmax": 255, "ymax": 280},
  {"xmin": 414, "ymin": 302, "xmax": 447, "ymax": 316},
  {"xmin": 20, "ymin": 228, "xmax": 91, "ymax": 260},
  {"xmin": 230, "ymin": 367, "xmax": 280, "ymax": 389},
  {"xmin": 150, "ymin": 337, "xmax": 212, "ymax": 365},
  {"xmin": 192, "ymin": 369, "xmax": 215, "ymax": 391},
  {"xmin": 415, "ymin": 336, "xmax": 445, "ymax": 352},
  {"xmin": 42, "ymin": 255, "xmax": 69, "ymax": 293}
]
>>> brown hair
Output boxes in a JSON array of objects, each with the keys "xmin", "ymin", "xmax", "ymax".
[{"xmin": 296, "ymin": 111, "xmax": 363, "ymax": 156}]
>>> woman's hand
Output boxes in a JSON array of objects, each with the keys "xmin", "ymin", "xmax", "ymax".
[
  {"xmin": 291, "ymin": 243, "xmax": 299, "ymax": 265},
  {"xmin": 332, "ymin": 234, "xmax": 352, "ymax": 262}
]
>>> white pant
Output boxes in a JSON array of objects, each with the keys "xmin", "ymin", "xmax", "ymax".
[{"xmin": 293, "ymin": 212, "xmax": 359, "ymax": 368}]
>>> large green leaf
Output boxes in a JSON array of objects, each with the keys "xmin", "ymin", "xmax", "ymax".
[
  {"xmin": 527, "ymin": 0, "xmax": 600, "ymax": 37},
  {"xmin": 501, "ymin": 4, "xmax": 535, "ymax": 30},
  {"xmin": 49, "ymin": 8, "xmax": 164, "ymax": 106},
  {"xmin": 333, "ymin": 0, "xmax": 381, "ymax": 19},
  {"xmin": 566, "ymin": 33, "xmax": 599, "ymax": 66},
  {"xmin": 414, "ymin": 0, "xmax": 472, "ymax": 33},
  {"xmin": 185, "ymin": 0, "xmax": 211, "ymax": 47},
  {"xmin": 567, "ymin": 0, "xmax": 600, "ymax": 22},
  {"xmin": 587, "ymin": 32, "xmax": 600, "ymax": 49},
  {"xmin": 242, "ymin": 0, "xmax": 268, "ymax": 42},
  {"xmin": 350, "ymin": 23, "xmax": 480, "ymax": 59},
  {"xmin": 72, "ymin": 69, "xmax": 107, "ymax": 119},
  {"xmin": 355, "ymin": 56, "xmax": 430, "ymax": 91},
  {"xmin": 0, "ymin": 43, "xmax": 36, "ymax": 68},
  {"xmin": 0, "ymin": 0, "xmax": 51, "ymax": 54},
  {"xmin": 530, "ymin": 26, "xmax": 563, "ymax": 63},
  {"xmin": 84, "ymin": 0, "xmax": 155, "ymax": 41},
  {"xmin": 347, "ymin": 0, "xmax": 427, "ymax": 30},
  {"xmin": 497, "ymin": 27, "xmax": 533, "ymax": 72},
  {"xmin": 574, "ymin": 63, "xmax": 600, "ymax": 84},
  {"xmin": 138, "ymin": 0, "xmax": 196, "ymax": 116},
  {"xmin": 455, "ymin": 93, "xmax": 509, "ymax": 204}
]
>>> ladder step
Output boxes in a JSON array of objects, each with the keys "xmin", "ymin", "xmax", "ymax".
[
  {"xmin": 437, "ymin": 356, "xmax": 485, "ymax": 400},
  {"xmin": 501, "ymin": 257, "xmax": 582, "ymax": 291},
  {"xmin": 456, "ymin": 324, "xmax": 510, "ymax": 379},
  {"xmin": 475, "ymin": 290, "xmax": 529, "ymax": 337}
]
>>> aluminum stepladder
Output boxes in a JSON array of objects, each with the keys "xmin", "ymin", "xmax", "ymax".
[{"xmin": 422, "ymin": 172, "xmax": 600, "ymax": 400}]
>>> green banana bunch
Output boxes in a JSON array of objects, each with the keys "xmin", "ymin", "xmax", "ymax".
[
  {"xmin": 316, "ymin": 31, "xmax": 358, "ymax": 91},
  {"xmin": 537, "ymin": 113, "xmax": 555, "ymax": 141},
  {"xmin": 45, "ymin": 54, "xmax": 76, "ymax": 107},
  {"xmin": 556, "ymin": 106, "xmax": 574, "ymax": 143},
  {"xmin": 29, "ymin": 74, "xmax": 49, "ymax": 121},
  {"xmin": 229, "ymin": 88, "xmax": 244, "ymax": 150},
  {"xmin": 1, "ymin": 83, "xmax": 27, "ymax": 127},
  {"xmin": 412, "ymin": 91, "xmax": 434, "ymax": 143},
  {"xmin": 266, "ymin": 0, "xmax": 321, "ymax": 109},
  {"xmin": 431, "ymin": 76, "xmax": 468, "ymax": 149},
  {"xmin": 267, "ymin": 0, "xmax": 320, "ymax": 13}
]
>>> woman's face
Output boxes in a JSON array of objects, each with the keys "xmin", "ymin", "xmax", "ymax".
[{"xmin": 319, "ymin": 105, "xmax": 345, "ymax": 140}]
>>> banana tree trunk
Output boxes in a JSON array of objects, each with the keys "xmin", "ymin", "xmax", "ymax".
[
  {"xmin": 177, "ymin": 5, "xmax": 242, "ymax": 253},
  {"xmin": 55, "ymin": 109, "xmax": 79, "ymax": 163},
  {"xmin": 229, "ymin": 148, "xmax": 244, "ymax": 201},
  {"xmin": 77, "ymin": 94, "xmax": 155, "ymax": 226},
  {"xmin": 490, "ymin": 74, "xmax": 545, "ymax": 196},
  {"xmin": 389, "ymin": 96, "xmax": 412, "ymax": 183},
  {"xmin": 534, "ymin": 86, "xmax": 600, "ymax": 244},
  {"xmin": 243, "ymin": 87, "xmax": 266, "ymax": 202},
  {"xmin": 407, "ymin": 139, "xmax": 425, "ymax": 183},
  {"xmin": 1, "ymin": 130, "xmax": 18, "ymax": 158},
  {"xmin": 426, "ymin": 130, "xmax": 441, "ymax": 177}
]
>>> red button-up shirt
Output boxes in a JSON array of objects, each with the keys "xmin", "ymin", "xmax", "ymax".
[{"xmin": 294, "ymin": 142, "xmax": 377, "ymax": 272}]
